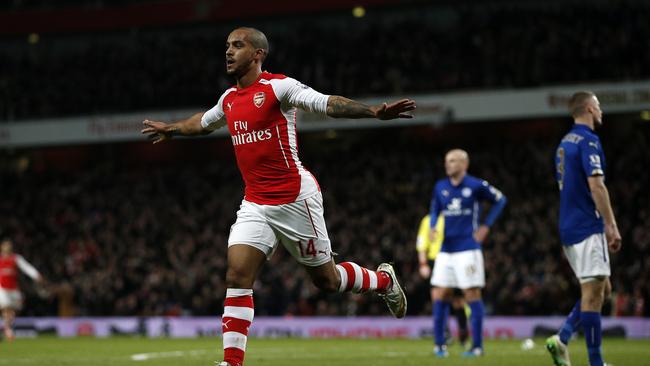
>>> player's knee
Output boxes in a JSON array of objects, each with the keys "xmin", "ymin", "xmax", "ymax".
[
  {"xmin": 225, "ymin": 266, "xmax": 255, "ymax": 288},
  {"xmin": 463, "ymin": 288, "xmax": 481, "ymax": 302},
  {"xmin": 583, "ymin": 295, "xmax": 604, "ymax": 311},
  {"xmin": 312, "ymin": 273, "xmax": 339, "ymax": 292},
  {"xmin": 604, "ymin": 278, "xmax": 612, "ymax": 299},
  {"xmin": 433, "ymin": 287, "xmax": 451, "ymax": 301},
  {"xmin": 581, "ymin": 281, "xmax": 606, "ymax": 310}
]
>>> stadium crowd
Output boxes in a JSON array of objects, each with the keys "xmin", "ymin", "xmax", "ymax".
[
  {"xmin": 1, "ymin": 120, "xmax": 648, "ymax": 318},
  {"xmin": 1, "ymin": 0, "xmax": 649, "ymax": 121}
]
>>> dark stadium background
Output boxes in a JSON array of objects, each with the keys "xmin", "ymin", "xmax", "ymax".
[{"xmin": 1, "ymin": 0, "xmax": 649, "ymax": 321}]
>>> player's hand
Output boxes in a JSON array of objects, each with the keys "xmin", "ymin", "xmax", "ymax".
[
  {"xmin": 372, "ymin": 99, "xmax": 416, "ymax": 120},
  {"xmin": 474, "ymin": 225, "xmax": 490, "ymax": 244},
  {"xmin": 605, "ymin": 223, "xmax": 622, "ymax": 253},
  {"xmin": 428, "ymin": 229, "xmax": 437, "ymax": 242},
  {"xmin": 35, "ymin": 276, "xmax": 50, "ymax": 298},
  {"xmin": 418, "ymin": 263, "xmax": 431, "ymax": 279},
  {"xmin": 141, "ymin": 120, "xmax": 177, "ymax": 144}
]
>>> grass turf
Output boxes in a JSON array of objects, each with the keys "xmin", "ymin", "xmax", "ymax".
[{"xmin": 0, "ymin": 337, "xmax": 647, "ymax": 365}]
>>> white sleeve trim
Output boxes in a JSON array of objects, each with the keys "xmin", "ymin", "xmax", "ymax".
[
  {"xmin": 269, "ymin": 77, "xmax": 329, "ymax": 115},
  {"xmin": 16, "ymin": 255, "xmax": 40, "ymax": 280},
  {"xmin": 200, "ymin": 88, "xmax": 235, "ymax": 129}
]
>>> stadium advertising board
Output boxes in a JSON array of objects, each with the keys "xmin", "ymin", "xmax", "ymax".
[
  {"xmin": 9, "ymin": 316, "xmax": 650, "ymax": 339},
  {"xmin": 2, "ymin": 80, "xmax": 649, "ymax": 148}
]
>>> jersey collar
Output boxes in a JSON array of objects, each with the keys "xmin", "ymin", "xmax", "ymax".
[
  {"xmin": 236, "ymin": 72, "xmax": 269, "ymax": 92},
  {"xmin": 572, "ymin": 124, "xmax": 594, "ymax": 133},
  {"xmin": 448, "ymin": 174, "xmax": 467, "ymax": 188}
]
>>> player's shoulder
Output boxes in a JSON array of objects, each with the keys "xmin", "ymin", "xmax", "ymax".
[
  {"xmin": 564, "ymin": 125, "xmax": 600, "ymax": 145},
  {"xmin": 219, "ymin": 86, "xmax": 237, "ymax": 100},
  {"xmin": 576, "ymin": 130, "xmax": 601, "ymax": 152},
  {"xmin": 465, "ymin": 174, "xmax": 485, "ymax": 186},
  {"xmin": 434, "ymin": 178, "xmax": 448, "ymax": 188},
  {"xmin": 259, "ymin": 72, "xmax": 291, "ymax": 85},
  {"xmin": 433, "ymin": 180, "xmax": 447, "ymax": 194},
  {"xmin": 262, "ymin": 72, "xmax": 288, "ymax": 80},
  {"xmin": 260, "ymin": 73, "xmax": 312, "ymax": 95},
  {"xmin": 469, "ymin": 175, "xmax": 496, "ymax": 193},
  {"xmin": 259, "ymin": 72, "xmax": 301, "ymax": 93}
]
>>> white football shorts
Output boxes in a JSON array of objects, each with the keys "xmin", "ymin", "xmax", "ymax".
[
  {"xmin": 431, "ymin": 249, "xmax": 485, "ymax": 289},
  {"xmin": 228, "ymin": 192, "xmax": 333, "ymax": 267},
  {"xmin": 0, "ymin": 288, "xmax": 23, "ymax": 310},
  {"xmin": 563, "ymin": 232, "xmax": 611, "ymax": 283}
]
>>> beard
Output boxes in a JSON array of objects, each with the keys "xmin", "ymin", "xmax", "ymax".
[
  {"xmin": 226, "ymin": 57, "xmax": 255, "ymax": 77},
  {"xmin": 594, "ymin": 115, "xmax": 603, "ymax": 128}
]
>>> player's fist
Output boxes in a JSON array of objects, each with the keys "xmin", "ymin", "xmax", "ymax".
[
  {"xmin": 474, "ymin": 225, "xmax": 490, "ymax": 244},
  {"xmin": 419, "ymin": 263, "xmax": 431, "ymax": 279},
  {"xmin": 606, "ymin": 223, "xmax": 622, "ymax": 253}
]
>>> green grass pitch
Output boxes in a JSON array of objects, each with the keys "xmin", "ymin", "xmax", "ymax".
[{"xmin": 1, "ymin": 337, "xmax": 647, "ymax": 365}]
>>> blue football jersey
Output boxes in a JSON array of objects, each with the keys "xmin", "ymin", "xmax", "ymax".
[
  {"xmin": 429, "ymin": 174, "xmax": 507, "ymax": 253},
  {"xmin": 555, "ymin": 124, "xmax": 605, "ymax": 245}
]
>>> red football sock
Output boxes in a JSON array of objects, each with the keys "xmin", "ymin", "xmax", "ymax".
[
  {"xmin": 222, "ymin": 288, "xmax": 254, "ymax": 366},
  {"xmin": 335, "ymin": 262, "xmax": 392, "ymax": 293}
]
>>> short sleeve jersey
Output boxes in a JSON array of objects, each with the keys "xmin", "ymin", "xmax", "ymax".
[
  {"xmin": 201, "ymin": 72, "xmax": 330, "ymax": 205},
  {"xmin": 555, "ymin": 124, "xmax": 606, "ymax": 245}
]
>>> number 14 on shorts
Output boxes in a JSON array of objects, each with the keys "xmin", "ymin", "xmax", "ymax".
[{"xmin": 298, "ymin": 239, "xmax": 318, "ymax": 257}]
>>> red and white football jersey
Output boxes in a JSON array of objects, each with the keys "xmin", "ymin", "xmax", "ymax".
[
  {"xmin": 0, "ymin": 254, "xmax": 40, "ymax": 290},
  {"xmin": 201, "ymin": 72, "xmax": 330, "ymax": 205}
]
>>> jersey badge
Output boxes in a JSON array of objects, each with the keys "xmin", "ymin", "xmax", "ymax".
[
  {"xmin": 253, "ymin": 92, "xmax": 266, "ymax": 108},
  {"xmin": 462, "ymin": 187, "xmax": 472, "ymax": 198}
]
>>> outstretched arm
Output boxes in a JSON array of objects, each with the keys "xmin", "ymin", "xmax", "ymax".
[
  {"xmin": 141, "ymin": 112, "xmax": 210, "ymax": 144},
  {"xmin": 16, "ymin": 255, "xmax": 42, "ymax": 282},
  {"xmin": 326, "ymin": 96, "xmax": 416, "ymax": 120}
]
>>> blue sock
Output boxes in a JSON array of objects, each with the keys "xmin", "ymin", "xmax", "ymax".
[
  {"xmin": 433, "ymin": 300, "xmax": 450, "ymax": 346},
  {"xmin": 582, "ymin": 311, "xmax": 604, "ymax": 366},
  {"xmin": 559, "ymin": 300, "xmax": 581, "ymax": 344},
  {"xmin": 468, "ymin": 300, "xmax": 484, "ymax": 350}
]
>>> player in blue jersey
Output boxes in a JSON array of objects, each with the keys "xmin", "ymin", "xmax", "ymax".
[
  {"xmin": 546, "ymin": 91, "xmax": 621, "ymax": 366},
  {"xmin": 429, "ymin": 149, "xmax": 507, "ymax": 357}
]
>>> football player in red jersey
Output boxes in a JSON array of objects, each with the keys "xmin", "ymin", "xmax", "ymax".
[
  {"xmin": 143, "ymin": 27, "xmax": 415, "ymax": 366},
  {"xmin": 0, "ymin": 239, "xmax": 43, "ymax": 341}
]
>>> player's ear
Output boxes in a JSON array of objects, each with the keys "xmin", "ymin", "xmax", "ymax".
[
  {"xmin": 586, "ymin": 99, "xmax": 598, "ymax": 114},
  {"xmin": 255, "ymin": 49, "xmax": 266, "ymax": 62}
]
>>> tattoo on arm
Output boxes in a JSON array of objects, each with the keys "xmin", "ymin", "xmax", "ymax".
[{"xmin": 326, "ymin": 96, "xmax": 375, "ymax": 119}]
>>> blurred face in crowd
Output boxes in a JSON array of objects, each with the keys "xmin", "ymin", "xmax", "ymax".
[
  {"xmin": 225, "ymin": 29, "xmax": 266, "ymax": 77},
  {"xmin": 445, "ymin": 149, "xmax": 469, "ymax": 178},
  {"xmin": 1, "ymin": 240, "xmax": 12, "ymax": 255}
]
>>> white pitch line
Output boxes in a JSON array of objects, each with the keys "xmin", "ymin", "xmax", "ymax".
[
  {"xmin": 130, "ymin": 349, "xmax": 212, "ymax": 361},
  {"xmin": 129, "ymin": 349, "xmax": 411, "ymax": 362}
]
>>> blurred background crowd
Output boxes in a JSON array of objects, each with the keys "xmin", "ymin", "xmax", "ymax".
[
  {"xmin": 2, "ymin": 119, "xmax": 649, "ymax": 318},
  {"xmin": 2, "ymin": 0, "xmax": 650, "ymax": 121}
]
